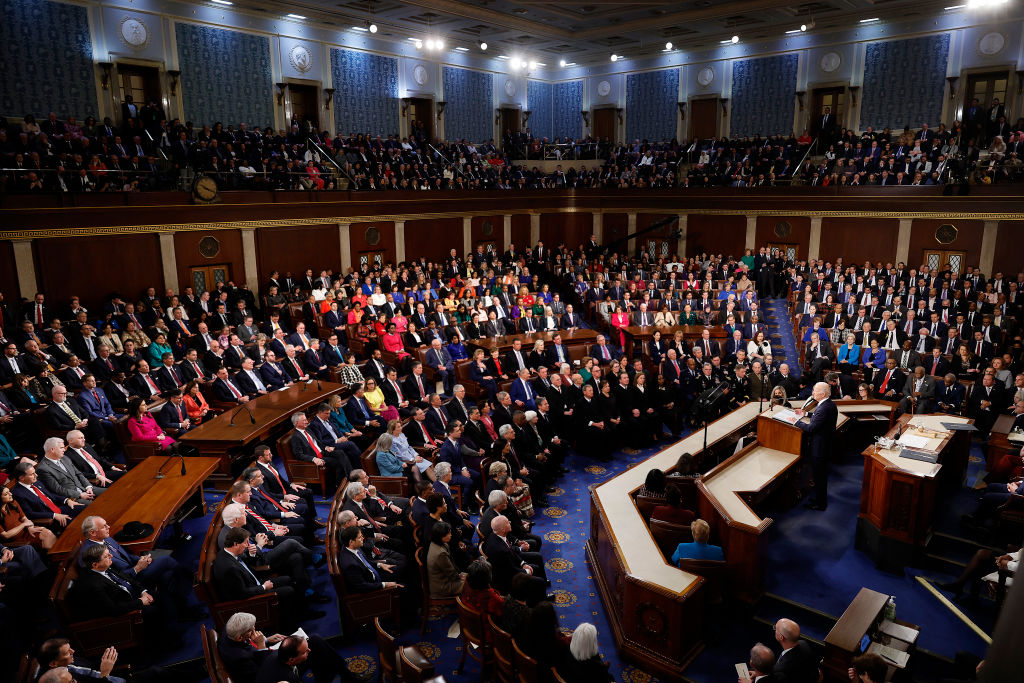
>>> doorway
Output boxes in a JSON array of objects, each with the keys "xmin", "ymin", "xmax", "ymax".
[
  {"xmin": 410, "ymin": 98, "xmax": 434, "ymax": 141},
  {"xmin": 962, "ymin": 70, "xmax": 1009, "ymax": 141},
  {"xmin": 644, "ymin": 239, "xmax": 674, "ymax": 262},
  {"xmin": 593, "ymin": 108, "xmax": 617, "ymax": 143},
  {"xmin": 191, "ymin": 264, "xmax": 230, "ymax": 295},
  {"xmin": 688, "ymin": 99, "xmax": 718, "ymax": 141},
  {"xmin": 810, "ymin": 87, "xmax": 845, "ymax": 137},
  {"xmin": 288, "ymin": 84, "xmax": 320, "ymax": 130},
  {"xmin": 923, "ymin": 250, "xmax": 967, "ymax": 276},
  {"xmin": 117, "ymin": 64, "xmax": 162, "ymax": 121},
  {"xmin": 767, "ymin": 243, "xmax": 799, "ymax": 262},
  {"xmin": 358, "ymin": 251, "xmax": 385, "ymax": 272}
]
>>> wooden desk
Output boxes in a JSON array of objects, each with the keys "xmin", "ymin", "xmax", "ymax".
[
  {"xmin": 822, "ymin": 588, "xmax": 889, "ymax": 682},
  {"xmin": 465, "ymin": 329, "xmax": 597, "ymax": 354},
  {"xmin": 180, "ymin": 381, "xmax": 345, "ymax": 478},
  {"xmin": 49, "ymin": 455, "xmax": 220, "ymax": 562},
  {"xmin": 619, "ymin": 325, "xmax": 726, "ymax": 359},
  {"xmin": 856, "ymin": 414, "xmax": 973, "ymax": 570},
  {"xmin": 986, "ymin": 414, "xmax": 1019, "ymax": 471}
]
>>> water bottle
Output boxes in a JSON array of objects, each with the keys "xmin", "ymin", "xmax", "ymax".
[{"xmin": 884, "ymin": 595, "xmax": 896, "ymax": 621}]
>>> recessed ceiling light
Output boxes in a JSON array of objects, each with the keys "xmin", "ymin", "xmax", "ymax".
[
  {"xmin": 967, "ymin": 0, "xmax": 1009, "ymax": 7},
  {"xmin": 479, "ymin": 42, "xmax": 488, "ymax": 51},
  {"xmin": 785, "ymin": 29, "xmax": 801, "ymax": 34},
  {"xmin": 414, "ymin": 40, "xmax": 422, "ymax": 49},
  {"xmin": 351, "ymin": 26, "xmax": 368, "ymax": 32},
  {"xmin": 859, "ymin": 17, "xmax": 879, "ymax": 23},
  {"xmin": 455, "ymin": 46, "xmax": 469, "ymax": 52},
  {"xmin": 286, "ymin": 14, "xmax": 306, "ymax": 20},
  {"xmin": 369, "ymin": 23, "xmax": 377, "ymax": 33},
  {"xmin": 720, "ymin": 39, "xmax": 733, "ymax": 44},
  {"xmin": 665, "ymin": 42, "xmax": 673, "ymax": 50},
  {"xmin": 559, "ymin": 59, "xmax": 566, "ymax": 67},
  {"xmin": 731, "ymin": 35, "xmax": 739, "ymax": 43},
  {"xmin": 211, "ymin": 0, "xmax": 232, "ymax": 5}
]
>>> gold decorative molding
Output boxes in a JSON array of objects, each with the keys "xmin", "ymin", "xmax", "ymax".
[{"xmin": 2, "ymin": 209, "xmax": 1022, "ymax": 241}]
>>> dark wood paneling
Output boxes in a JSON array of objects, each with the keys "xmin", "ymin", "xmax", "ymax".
[
  {"xmin": 636, "ymin": 213, "xmax": 679, "ymax": 260},
  {"xmin": 404, "ymin": 218, "xmax": 461, "ymax": 264},
  {"xmin": 755, "ymin": 216, "xmax": 811, "ymax": 258},
  {"xmin": 0, "ymin": 241, "xmax": 20, "ymax": 301},
  {"xmin": 511, "ymin": 214, "xmax": 531, "ymax": 249},
  {"xmin": 908, "ymin": 219, "xmax": 983, "ymax": 270},
  {"xmin": 818, "ymin": 218, "xmax": 899, "ymax": 264},
  {"xmin": 349, "ymin": 221, "xmax": 395, "ymax": 270},
  {"xmin": 174, "ymin": 230, "xmax": 245, "ymax": 293},
  {"xmin": 540, "ymin": 212, "xmax": 593, "ymax": 250},
  {"xmin": 470, "ymin": 215, "xmax": 504, "ymax": 251},
  {"xmin": 255, "ymin": 224, "xmax": 339, "ymax": 281},
  {"xmin": 603, "ymin": 213, "xmax": 629, "ymax": 251},
  {"xmin": 993, "ymin": 221, "xmax": 1023, "ymax": 276},
  {"xmin": 686, "ymin": 214, "xmax": 746, "ymax": 259},
  {"xmin": 34, "ymin": 234, "xmax": 163, "ymax": 307}
]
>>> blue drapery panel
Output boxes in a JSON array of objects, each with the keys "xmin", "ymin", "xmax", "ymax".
[
  {"xmin": 730, "ymin": 54, "xmax": 799, "ymax": 138},
  {"xmin": 443, "ymin": 66, "xmax": 493, "ymax": 143},
  {"xmin": 330, "ymin": 48, "xmax": 399, "ymax": 136},
  {"xmin": 552, "ymin": 80, "xmax": 583, "ymax": 140},
  {"xmin": 861, "ymin": 35, "xmax": 950, "ymax": 132},
  {"xmin": 527, "ymin": 80, "xmax": 552, "ymax": 140},
  {"xmin": 176, "ymin": 23, "xmax": 273, "ymax": 129},
  {"xmin": 0, "ymin": 0, "xmax": 98, "ymax": 120},
  {"xmin": 625, "ymin": 69, "xmax": 679, "ymax": 142}
]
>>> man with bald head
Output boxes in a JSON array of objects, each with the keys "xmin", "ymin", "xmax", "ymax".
[
  {"xmin": 738, "ymin": 642, "xmax": 776, "ymax": 683},
  {"xmin": 794, "ymin": 382, "xmax": 838, "ymax": 511},
  {"xmin": 772, "ymin": 618, "xmax": 816, "ymax": 683}
]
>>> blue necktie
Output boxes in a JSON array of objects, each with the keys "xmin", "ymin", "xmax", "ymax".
[
  {"xmin": 237, "ymin": 555, "xmax": 261, "ymax": 585},
  {"xmin": 105, "ymin": 539, "xmax": 129, "ymax": 564},
  {"xmin": 355, "ymin": 549, "xmax": 380, "ymax": 581},
  {"xmin": 104, "ymin": 571, "xmax": 133, "ymax": 594}
]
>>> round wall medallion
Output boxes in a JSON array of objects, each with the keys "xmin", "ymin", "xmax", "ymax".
[
  {"xmin": 120, "ymin": 17, "xmax": 150, "ymax": 50},
  {"xmin": 977, "ymin": 32, "xmax": 1006, "ymax": 56},
  {"xmin": 289, "ymin": 44, "xmax": 313, "ymax": 74},
  {"xmin": 198, "ymin": 235, "xmax": 221, "ymax": 258},
  {"xmin": 935, "ymin": 224, "xmax": 958, "ymax": 245},
  {"xmin": 696, "ymin": 67, "xmax": 714, "ymax": 87},
  {"xmin": 819, "ymin": 51, "xmax": 842, "ymax": 73},
  {"xmin": 774, "ymin": 221, "xmax": 792, "ymax": 238},
  {"xmin": 597, "ymin": 79, "xmax": 612, "ymax": 97},
  {"xmin": 412, "ymin": 64, "xmax": 429, "ymax": 86},
  {"xmin": 482, "ymin": 220, "xmax": 494, "ymax": 236},
  {"xmin": 504, "ymin": 79, "xmax": 517, "ymax": 98},
  {"xmin": 365, "ymin": 226, "xmax": 381, "ymax": 246}
]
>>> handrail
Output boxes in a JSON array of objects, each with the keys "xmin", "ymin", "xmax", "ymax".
[
  {"xmin": 143, "ymin": 129, "xmax": 169, "ymax": 161},
  {"xmin": 793, "ymin": 137, "xmax": 819, "ymax": 179},
  {"xmin": 428, "ymin": 143, "xmax": 467, "ymax": 179},
  {"xmin": 307, "ymin": 136, "xmax": 355, "ymax": 186}
]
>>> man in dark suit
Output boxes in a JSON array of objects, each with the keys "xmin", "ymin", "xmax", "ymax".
[
  {"xmin": 772, "ymin": 618, "xmax": 818, "ymax": 683},
  {"xmin": 966, "ymin": 373, "xmax": 1007, "ymax": 433},
  {"xmin": 308, "ymin": 403, "xmax": 362, "ymax": 470},
  {"xmin": 402, "ymin": 362, "xmax": 432, "ymax": 408},
  {"xmin": 794, "ymin": 382, "xmax": 838, "ymax": 511},
  {"xmin": 152, "ymin": 353, "xmax": 185, "ymax": 393},
  {"xmin": 290, "ymin": 411, "xmax": 349, "ymax": 492},
  {"xmin": 425, "ymin": 338, "xmax": 455, "ymax": 394},
  {"xmin": 438, "ymin": 423, "xmax": 482, "ymax": 505},
  {"xmin": 235, "ymin": 357, "xmax": 270, "ymax": 397},
  {"xmin": 212, "ymin": 367, "xmax": 250, "ymax": 404},
  {"xmin": 336, "ymin": 525, "xmax": 402, "ymax": 593},
  {"xmin": 65, "ymin": 429, "xmax": 124, "ymax": 484},
  {"xmin": 68, "ymin": 542, "xmax": 155, "ymax": 621},
  {"xmin": 803, "ymin": 332, "xmax": 834, "ymax": 382},
  {"xmin": 935, "ymin": 373, "xmax": 966, "ymax": 413},
  {"xmin": 872, "ymin": 358, "xmax": 905, "ymax": 401},
  {"xmin": 46, "ymin": 385, "xmax": 107, "ymax": 445},
  {"xmin": 482, "ymin": 515, "xmax": 548, "ymax": 604},
  {"xmin": 156, "ymin": 390, "xmax": 192, "ymax": 437},
  {"xmin": 344, "ymin": 384, "xmax": 384, "ymax": 436},
  {"xmin": 213, "ymin": 527, "xmax": 303, "ymax": 629}
]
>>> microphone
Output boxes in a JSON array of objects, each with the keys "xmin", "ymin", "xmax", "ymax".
[
  {"xmin": 228, "ymin": 402, "xmax": 251, "ymax": 426},
  {"xmin": 244, "ymin": 400, "xmax": 256, "ymax": 424},
  {"xmin": 316, "ymin": 379, "xmax": 322, "ymax": 392}
]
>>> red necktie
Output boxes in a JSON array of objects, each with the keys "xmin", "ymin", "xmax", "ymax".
[
  {"xmin": 32, "ymin": 485, "xmax": 61, "ymax": 514},
  {"xmin": 421, "ymin": 422, "xmax": 436, "ymax": 446},
  {"xmin": 880, "ymin": 371, "xmax": 891, "ymax": 393},
  {"xmin": 416, "ymin": 375, "xmax": 424, "ymax": 398},
  {"xmin": 226, "ymin": 380, "xmax": 242, "ymax": 398},
  {"xmin": 494, "ymin": 359, "xmax": 502, "ymax": 374},
  {"xmin": 245, "ymin": 505, "xmax": 273, "ymax": 531},
  {"xmin": 976, "ymin": 342, "xmax": 982, "ymax": 355},
  {"xmin": 177, "ymin": 404, "xmax": 184, "ymax": 421},
  {"xmin": 392, "ymin": 380, "xmax": 404, "ymax": 401},
  {"xmin": 258, "ymin": 488, "xmax": 287, "ymax": 511},
  {"xmin": 145, "ymin": 375, "xmax": 159, "ymax": 394},
  {"xmin": 192, "ymin": 361, "xmax": 201, "ymax": 377},
  {"xmin": 92, "ymin": 390, "xmax": 101, "ymax": 404},
  {"xmin": 264, "ymin": 464, "xmax": 287, "ymax": 492},
  {"xmin": 705, "ymin": 341, "xmax": 710, "ymax": 355},
  {"xmin": 437, "ymin": 408, "xmax": 447, "ymax": 427},
  {"xmin": 932, "ymin": 358, "xmax": 939, "ymax": 374},
  {"xmin": 36, "ymin": 304, "xmax": 43, "ymax": 325},
  {"xmin": 303, "ymin": 430, "xmax": 322, "ymax": 456},
  {"xmin": 360, "ymin": 502, "xmax": 381, "ymax": 530},
  {"xmin": 672, "ymin": 360, "xmax": 680, "ymax": 374},
  {"xmin": 76, "ymin": 448, "xmax": 106, "ymax": 477},
  {"xmin": 291, "ymin": 359, "xmax": 301, "ymax": 376}
]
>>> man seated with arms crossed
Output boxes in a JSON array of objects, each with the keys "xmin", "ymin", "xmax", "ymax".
[
  {"xmin": 219, "ymin": 612, "xmax": 370, "ymax": 683},
  {"xmin": 337, "ymin": 525, "xmax": 403, "ymax": 592},
  {"xmin": 80, "ymin": 515, "xmax": 201, "ymax": 620}
]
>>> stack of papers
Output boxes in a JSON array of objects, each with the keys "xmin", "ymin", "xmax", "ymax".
[
  {"xmin": 897, "ymin": 434, "xmax": 931, "ymax": 449},
  {"xmin": 868, "ymin": 642, "xmax": 910, "ymax": 668},
  {"xmin": 878, "ymin": 619, "xmax": 919, "ymax": 644}
]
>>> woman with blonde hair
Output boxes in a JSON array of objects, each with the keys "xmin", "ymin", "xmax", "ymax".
[{"xmin": 486, "ymin": 460, "xmax": 534, "ymax": 518}]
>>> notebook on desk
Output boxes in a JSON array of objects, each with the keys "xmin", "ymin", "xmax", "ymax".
[
  {"xmin": 878, "ymin": 619, "xmax": 919, "ymax": 645},
  {"xmin": 899, "ymin": 447, "xmax": 939, "ymax": 464},
  {"xmin": 868, "ymin": 642, "xmax": 910, "ymax": 668}
]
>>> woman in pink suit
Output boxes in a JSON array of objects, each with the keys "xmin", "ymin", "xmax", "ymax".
[
  {"xmin": 126, "ymin": 397, "xmax": 175, "ymax": 450},
  {"xmin": 610, "ymin": 304, "xmax": 630, "ymax": 348}
]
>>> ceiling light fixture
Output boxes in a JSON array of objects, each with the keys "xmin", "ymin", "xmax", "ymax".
[
  {"xmin": 610, "ymin": 53, "xmax": 618, "ymax": 62},
  {"xmin": 559, "ymin": 59, "xmax": 566, "ymax": 67},
  {"xmin": 665, "ymin": 41, "xmax": 673, "ymax": 50},
  {"xmin": 785, "ymin": 29, "xmax": 801, "ymax": 34},
  {"xmin": 800, "ymin": 24, "xmax": 808, "ymax": 31},
  {"xmin": 731, "ymin": 35, "xmax": 740, "ymax": 43},
  {"xmin": 967, "ymin": 0, "xmax": 1009, "ymax": 7},
  {"xmin": 944, "ymin": 4, "xmax": 966, "ymax": 8},
  {"xmin": 211, "ymin": 0, "xmax": 232, "ymax": 5},
  {"xmin": 351, "ymin": 26, "xmax": 368, "ymax": 32},
  {"xmin": 414, "ymin": 39, "xmax": 423, "ymax": 50},
  {"xmin": 286, "ymin": 13, "xmax": 306, "ymax": 20},
  {"xmin": 455, "ymin": 46, "xmax": 469, "ymax": 52},
  {"xmin": 497, "ymin": 54, "xmax": 509, "ymax": 60},
  {"xmin": 369, "ymin": 23, "xmax": 377, "ymax": 33},
  {"xmin": 859, "ymin": 17, "xmax": 879, "ymax": 23},
  {"xmin": 479, "ymin": 41, "xmax": 488, "ymax": 51},
  {"xmin": 565, "ymin": 62, "xmax": 576, "ymax": 67}
]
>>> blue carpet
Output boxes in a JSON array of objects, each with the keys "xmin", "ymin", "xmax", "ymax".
[{"xmin": 762, "ymin": 298, "xmax": 802, "ymax": 377}]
